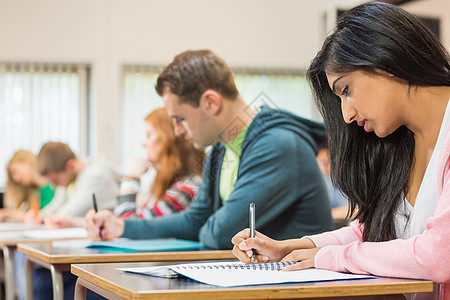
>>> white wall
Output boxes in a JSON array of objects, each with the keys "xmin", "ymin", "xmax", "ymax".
[
  {"xmin": 402, "ymin": 0, "xmax": 450, "ymax": 49},
  {"xmin": 0, "ymin": 0, "xmax": 447, "ymax": 168}
]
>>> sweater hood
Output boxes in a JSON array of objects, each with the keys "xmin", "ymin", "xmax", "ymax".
[{"xmin": 243, "ymin": 105, "xmax": 325, "ymax": 154}]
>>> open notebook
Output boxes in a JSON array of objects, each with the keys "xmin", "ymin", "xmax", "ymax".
[
  {"xmin": 118, "ymin": 261, "xmax": 376, "ymax": 287},
  {"xmin": 52, "ymin": 238, "xmax": 204, "ymax": 252}
]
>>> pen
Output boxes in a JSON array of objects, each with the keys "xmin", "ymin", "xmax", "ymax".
[
  {"xmin": 249, "ymin": 202, "xmax": 255, "ymax": 264},
  {"xmin": 30, "ymin": 201, "xmax": 44, "ymax": 225},
  {"xmin": 92, "ymin": 194, "xmax": 103, "ymax": 240},
  {"xmin": 31, "ymin": 201, "xmax": 39, "ymax": 217}
]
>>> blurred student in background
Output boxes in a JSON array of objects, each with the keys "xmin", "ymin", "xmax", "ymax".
[
  {"xmin": 30, "ymin": 142, "xmax": 120, "ymax": 300},
  {"xmin": 114, "ymin": 107, "xmax": 205, "ymax": 219},
  {"xmin": 1, "ymin": 149, "xmax": 54, "ymax": 222},
  {"xmin": 38, "ymin": 141, "xmax": 120, "ymax": 227},
  {"xmin": 316, "ymin": 139, "xmax": 349, "ymax": 220}
]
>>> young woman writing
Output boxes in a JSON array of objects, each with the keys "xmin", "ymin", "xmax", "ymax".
[{"xmin": 232, "ymin": 2, "xmax": 450, "ymax": 298}]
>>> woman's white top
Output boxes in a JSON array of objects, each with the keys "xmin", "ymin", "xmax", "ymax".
[{"xmin": 395, "ymin": 99, "xmax": 450, "ymax": 239}]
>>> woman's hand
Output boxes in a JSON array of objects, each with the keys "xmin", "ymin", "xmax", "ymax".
[
  {"xmin": 231, "ymin": 229, "xmax": 292, "ymax": 263},
  {"xmin": 84, "ymin": 209, "xmax": 124, "ymax": 241},
  {"xmin": 281, "ymin": 247, "xmax": 322, "ymax": 271},
  {"xmin": 23, "ymin": 209, "xmax": 42, "ymax": 224}
]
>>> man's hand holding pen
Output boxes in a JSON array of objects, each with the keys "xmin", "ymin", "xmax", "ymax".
[{"xmin": 84, "ymin": 209, "xmax": 125, "ymax": 241}]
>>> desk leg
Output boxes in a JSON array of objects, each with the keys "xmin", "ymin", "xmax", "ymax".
[
  {"xmin": 24, "ymin": 256, "xmax": 70, "ymax": 300},
  {"xmin": 2, "ymin": 246, "xmax": 16, "ymax": 300},
  {"xmin": 74, "ymin": 278, "xmax": 87, "ymax": 300},
  {"xmin": 25, "ymin": 257, "xmax": 34, "ymax": 300},
  {"xmin": 50, "ymin": 264, "xmax": 64, "ymax": 300},
  {"xmin": 74, "ymin": 277, "xmax": 125, "ymax": 300}
]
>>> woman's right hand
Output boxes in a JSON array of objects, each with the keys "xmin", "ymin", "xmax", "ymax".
[
  {"xmin": 84, "ymin": 209, "xmax": 125, "ymax": 241},
  {"xmin": 231, "ymin": 229, "xmax": 291, "ymax": 264}
]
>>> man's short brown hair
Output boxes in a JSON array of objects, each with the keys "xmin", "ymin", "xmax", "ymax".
[
  {"xmin": 37, "ymin": 142, "xmax": 76, "ymax": 175},
  {"xmin": 155, "ymin": 50, "xmax": 239, "ymax": 107}
]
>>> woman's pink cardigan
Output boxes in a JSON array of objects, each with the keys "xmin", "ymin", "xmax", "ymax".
[{"xmin": 309, "ymin": 130, "xmax": 450, "ymax": 299}]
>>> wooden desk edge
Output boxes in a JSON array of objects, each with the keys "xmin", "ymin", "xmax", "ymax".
[
  {"xmin": 71, "ymin": 264, "xmax": 434, "ymax": 299},
  {"xmin": 17, "ymin": 243, "xmax": 235, "ymax": 264}
]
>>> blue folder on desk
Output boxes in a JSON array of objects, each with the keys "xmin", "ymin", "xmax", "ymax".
[{"xmin": 87, "ymin": 238, "xmax": 204, "ymax": 252}]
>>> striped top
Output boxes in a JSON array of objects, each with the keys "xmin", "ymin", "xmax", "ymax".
[{"xmin": 114, "ymin": 175, "xmax": 201, "ymax": 220}]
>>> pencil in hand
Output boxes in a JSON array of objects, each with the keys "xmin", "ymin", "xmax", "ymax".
[{"xmin": 92, "ymin": 194, "xmax": 104, "ymax": 240}]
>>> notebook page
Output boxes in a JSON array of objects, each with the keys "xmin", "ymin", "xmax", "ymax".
[{"xmin": 119, "ymin": 261, "xmax": 376, "ymax": 287}]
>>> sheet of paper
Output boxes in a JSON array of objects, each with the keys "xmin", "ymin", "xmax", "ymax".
[
  {"xmin": 22, "ymin": 227, "xmax": 88, "ymax": 239},
  {"xmin": 52, "ymin": 240, "xmax": 91, "ymax": 249},
  {"xmin": 0, "ymin": 231, "xmax": 22, "ymax": 240},
  {"xmin": 0, "ymin": 223, "xmax": 42, "ymax": 232}
]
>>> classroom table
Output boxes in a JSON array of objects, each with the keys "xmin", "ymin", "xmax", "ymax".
[
  {"xmin": 0, "ymin": 228, "xmax": 86, "ymax": 300},
  {"xmin": 18, "ymin": 241, "xmax": 235, "ymax": 300},
  {"xmin": 71, "ymin": 261, "xmax": 435, "ymax": 300}
]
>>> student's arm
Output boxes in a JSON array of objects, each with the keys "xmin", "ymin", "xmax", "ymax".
[
  {"xmin": 307, "ymin": 219, "xmax": 364, "ymax": 246},
  {"xmin": 121, "ymin": 129, "xmax": 311, "ymax": 247},
  {"xmin": 312, "ymin": 167, "xmax": 450, "ymax": 283},
  {"xmin": 122, "ymin": 129, "xmax": 328, "ymax": 249}
]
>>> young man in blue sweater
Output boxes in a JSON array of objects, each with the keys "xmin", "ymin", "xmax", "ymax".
[{"xmin": 86, "ymin": 50, "xmax": 333, "ymax": 249}]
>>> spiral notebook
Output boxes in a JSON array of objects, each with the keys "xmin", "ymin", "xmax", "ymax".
[{"xmin": 118, "ymin": 261, "xmax": 376, "ymax": 287}]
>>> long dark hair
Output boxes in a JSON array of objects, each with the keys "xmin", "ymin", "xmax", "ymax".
[{"xmin": 307, "ymin": 2, "xmax": 450, "ymax": 242}]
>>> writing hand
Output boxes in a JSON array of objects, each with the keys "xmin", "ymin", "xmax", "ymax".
[
  {"xmin": 24, "ymin": 209, "xmax": 43, "ymax": 225},
  {"xmin": 231, "ymin": 228, "xmax": 289, "ymax": 264},
  {"xmin": 84, "ymin": 209, "xmax": 124, "ymax": 241}
]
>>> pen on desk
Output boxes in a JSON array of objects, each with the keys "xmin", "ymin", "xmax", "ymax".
[
  {"xmin": 92, "ymin": 193, "xmax": 103, "ymax": 240},
  {"xmin": 249, "ymin": 202, "xmax": 255, "ymax": 264}
]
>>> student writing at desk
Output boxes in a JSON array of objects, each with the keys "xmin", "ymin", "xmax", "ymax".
[
  {"xmin": 3, "ymin": 150, "xmax": 56, "ymax": 300},
  {"xmin": 315, "ymin": 138, "xmax": 349, "ymax": 221},
  {"xmin": 30, "ymin": 142, "xmax": 120, "ymax": 300},
  {"xmin": 1, "ymin": 149, "xmax": 55, "ymax": 222},
  {"xmin": 232, "ymin": 3, "xmax": 450, "ymax": 299},
  {"xmin": 37, "ymin": 142, "xmax": 120, "ymax": 223},
  {"xmin": 86, "ymin": 49, "xmax": 334, "ymax": 249}
]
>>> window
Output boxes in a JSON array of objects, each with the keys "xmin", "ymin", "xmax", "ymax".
[
  {"xmin": 120, "ymin": 66, "xmax": 163, "ymax": 171},
  {"xmin": 0, "ymin": 63, "xmax": 89, "ymax": 187},
  {"xmin": 120, "ymin": 66, "xmax": 317, "ymax": 171},
  {"xmin": 233, "ymin": 69, "xmax": 317, "ymax": 119}
]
